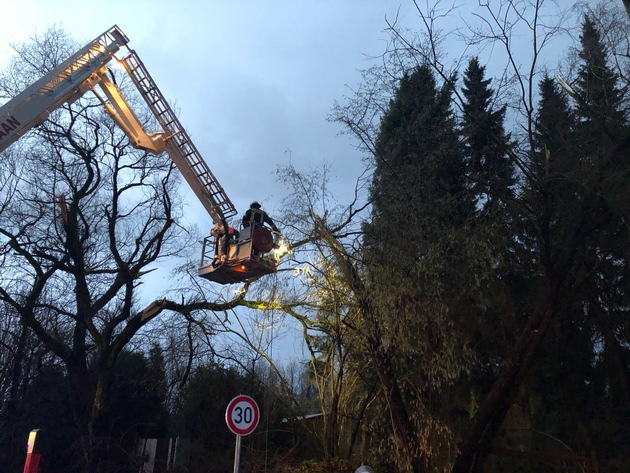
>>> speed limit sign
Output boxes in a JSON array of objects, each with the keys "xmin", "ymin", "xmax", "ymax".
[{"xmin": 225, "ymin": 395, "xmax": 260, "ymax": 436}]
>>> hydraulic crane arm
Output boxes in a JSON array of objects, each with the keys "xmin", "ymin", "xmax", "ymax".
[
  {"xmin": 0, "ymin": 25, "xmax": 236, "ymax": 228},
  {"xmin": 89, "ymin": 50, "xmax": 237, "ymax": 226},
  {"xmin": 0, "ymin": 26, "xmax": 128, "ymax": 152},
  {"xmin": 0, "ymin": 25, "xmax": 277, "ymax": 284},
  {"xmin": 121, "ymin": 50, "xmax": 237, "ymax": 225}
]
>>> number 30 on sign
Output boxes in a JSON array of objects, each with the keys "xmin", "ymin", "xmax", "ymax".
[{"xmin": 225, "ymin": 395, "xmax": 260, "ymax": 436}]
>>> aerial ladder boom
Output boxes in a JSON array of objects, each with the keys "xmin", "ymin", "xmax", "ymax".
[
  {"xmin": 0, "ymin": 25, "xmax": 279, "ymax": 284},
  {"xmin": 0, "ymin": 26, "xmax": 128, "ymax": 152},
  {"xmin": 92, "ymin": 51, "xmax": 237, "ymax": 227}
]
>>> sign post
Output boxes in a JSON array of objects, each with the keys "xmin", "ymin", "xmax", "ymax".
[
  {"xmin": 23, "ymin": 429, "xmax": 44, "ymax": 473},
  {"xmin": 225, "ymin": 395, "xmax": 259, "ymax": 473}
]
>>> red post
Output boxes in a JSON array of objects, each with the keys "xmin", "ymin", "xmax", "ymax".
[{"xmin": 23, "ymin": 429, "xmax": 43, "ymax": 473}]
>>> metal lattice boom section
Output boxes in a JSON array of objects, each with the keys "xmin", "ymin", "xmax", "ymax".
[
  {"xmin": 37, "ymin": 27, "xmax": 127, "ymax": 95},
  {"xmin": 122, "ymin": 50, "xmax": 237, "ymax": 223},
  {"xmin": 0, "ymin": 26, "xmax": 128, "ymax": 153}
]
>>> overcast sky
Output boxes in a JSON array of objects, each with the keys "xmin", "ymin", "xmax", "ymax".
[
  {"xmin": 0, "ymin": 0, "xmax": 587, "ymax": 245},
  {"xmin": 0, "ymin": 1, "xmax": 426, "ymax": 359},
  {"xmin": 0, "ymin": 0, "xmax": 588, "ymax": 360},
  {"xmin": 0, "ymin": 1, "xmax": 419, "ymax": 218}
]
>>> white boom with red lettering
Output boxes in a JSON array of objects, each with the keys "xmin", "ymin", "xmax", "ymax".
[{"xmin": 0, "ymin": 25, "xmax": 279, "ymax": 284}]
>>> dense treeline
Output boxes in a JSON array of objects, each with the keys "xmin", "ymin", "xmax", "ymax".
[
  {"xmin": 297, "ymin": 2, "xmax": 630, "ymax": 472},
  {"xmin": 0, "ymin": 1, "xmax": 629, "ymax": 473},
  {"xmin": 0, "ymin": 336, "xmax": 307, "ymax": 472}
]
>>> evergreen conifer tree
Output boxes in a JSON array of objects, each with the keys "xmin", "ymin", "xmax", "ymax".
[
  {"xmin": 574, "ymin": 14, "xmax": 626, "ymax": 157},
  {"xmin": 531, "ymin": 74, "xmax": 578, "ymax": 254},
  {"xmin": 524, "ymin": 18, "xmax": 630, "ymax": 461},
  {"xmin": 461, "ymin": 57, "xmax": 515, "ymax": 211},
  {"xmin": 361, "ymin": 64, "xmax": 481, "ymax": 470},
  {"xmin": 570, "ymin": 14, "xmax": 630, "ymax": 447},
  {"xmin": 365, "ymin": 64, "xmax": 472, "ymax": 267}
]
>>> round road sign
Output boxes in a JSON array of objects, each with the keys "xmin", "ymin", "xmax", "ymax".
[{"xmin": 225, "ymin": 395, "xmax": 260, "ymax": 436}]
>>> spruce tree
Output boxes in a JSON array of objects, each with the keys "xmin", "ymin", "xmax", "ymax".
[
  {"xmin": 361, "ymin": 64, "xmax": 482, "ymax": 470},
  {"xmin": 528, "ymin": 74, "xmax": 583, "ymax": 451},
  {"xmin": 524, "ymin": 18, "xmax": 630, "ymax": 461},
  {"xmin": 570, "ymin": 14, "xmax": 630, "ymax": 452},
  {"xmin": 365, "ymin": 64, "xmax": 472, "ymax": 264},
  {"xmin": 461, "ymin": 57, "xmax": 515, "ymax": 211},
  {"xmin": 531, "ymin": 74, "xmax": 579, "ymax": 257},
  {"xmin": 574, "ymin": 14, "xmax": 626, "ymax": 157},
  {"xmin": 534, "ymin": 75, "xmax": 575, "ymax": 157}
]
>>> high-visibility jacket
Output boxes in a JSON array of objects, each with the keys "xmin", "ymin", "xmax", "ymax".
[
  {"xmin": 244, "ymin": 208, "xmax": 265, "ymax": 225},
  {"xmin": 243, "ymin": 208, "xmax": 278, "ymax": 231}
]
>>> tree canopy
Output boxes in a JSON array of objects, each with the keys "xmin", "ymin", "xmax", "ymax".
[{"xmin": 1, "ymin": 2, "xmax": 629, "ymax": 473}]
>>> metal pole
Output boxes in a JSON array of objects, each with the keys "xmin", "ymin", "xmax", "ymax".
[
  {"xmin": 233, "ymin": 434, "xmax": 242, "ymax": 473},
  {"xmin": 265, "ymin": 320, "xmax": 273, "ymax": 473}
]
